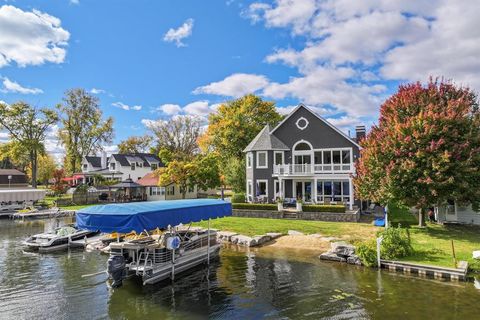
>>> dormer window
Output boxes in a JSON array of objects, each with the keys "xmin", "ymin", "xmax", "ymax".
[
  {"xmin": 83, "ymin": 164, "xmax": 88, "ymax": 171},
  {"xmin": 110, "ymin": 163, "xmax": 116, "ymax": 171}
]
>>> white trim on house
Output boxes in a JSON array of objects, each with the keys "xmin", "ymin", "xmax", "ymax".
[
  {"xmin": 256, "ymin": 151, "xmax": 268, "ymax": 169},
  {"xmin": 270, "ymin": 104, "xmax": 361, "ymax": 149},
  {"xmin": 296, "ymin": 116, "xmax": 309, "ymax": 130},
  {"xmin": 246, "ymin": 152, "xmax": 253, "ymax": 168},
  {"xmin": 247, "ymin": 179, "xmax": 253, "ymax": 202}
]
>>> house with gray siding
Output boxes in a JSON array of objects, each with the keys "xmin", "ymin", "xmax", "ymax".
[{"xmin": 244, "ymin": 104, "xmax": 363, "ymax": 210}]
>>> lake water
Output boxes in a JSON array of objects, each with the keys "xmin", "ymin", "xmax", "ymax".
[{"xmin": 1, "ymin": 217, "xmax": 479, "ymax": 320}]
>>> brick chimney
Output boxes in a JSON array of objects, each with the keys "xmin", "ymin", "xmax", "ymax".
[{"xmin": 355, "ymin": 125, "xmax": 366, "ymax": 142}]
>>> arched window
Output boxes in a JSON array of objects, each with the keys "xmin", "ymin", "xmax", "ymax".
[{"xmin": 294, "ymin": 142, "xmax": 311, "ymax": 151}]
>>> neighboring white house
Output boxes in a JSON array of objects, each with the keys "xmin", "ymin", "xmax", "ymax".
[
  {"xmin": 78, "ymin": 152, "xmax": 163, "ymax": 184},
  {"xmin": 137, "ymin": 172, "xmax": 198, "ymax": 201},
  {"xmin": 436, "ymin": 202, "xmax": 480, "ymax": 225}
]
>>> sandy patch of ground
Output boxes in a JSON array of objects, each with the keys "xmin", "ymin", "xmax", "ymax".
[{"xmin": 263, "ymin": 234, "xmax": 337, "ymax": 252}]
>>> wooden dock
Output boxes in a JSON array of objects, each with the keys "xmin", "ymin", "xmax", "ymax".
[
  {"xmin": 380, "ymin": 259, "xmax": 468, "ymax": 281},
  {"xmin": 12, "ymin": 209, "xmax": 76, "ymax": 220}
]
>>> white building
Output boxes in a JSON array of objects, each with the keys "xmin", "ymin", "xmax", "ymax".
[{"xmin": 79, "ymin": 152, "xmax": 163, "ymax": 184}]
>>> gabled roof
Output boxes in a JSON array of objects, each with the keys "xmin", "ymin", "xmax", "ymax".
[
  {"xmin": 110, "ymin": 153, "xmax": 163, "ymax": 168},
  {"xmin": 0, "ymin": 169, "xmax": 25, "ymax": 176},
  {"xmin": 243, "ymin": 124, "xmax": 289, "ymax": 152},
  {"xmin": 85, "ymin": 156, "xmax": 102, "ymax": 168},
  {"xmin": 270, "ymin": 104, "xmax": 361, "ymax": 149}
]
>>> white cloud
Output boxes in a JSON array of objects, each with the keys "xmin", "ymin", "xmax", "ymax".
[
  {"xmin": 90, "ymin": 88, "xmax": 105, "ymax": 94},
  {"xmin": 159, "ymin": 103, "xmax": 182, "ymax": 115},
  {"xmin": 112, "ymin": 102, "xmax": 142, "ymax": 111},
  {"xmin": 240, "ymin": 0, "xmax": 480, "ymax": 119},
  {"xmin": 0, "ymin": 5, "xmax": 70, "ymax": 68},
  {"xmin": 381, "ymin": 0, "xmax": 480, "ymax": 89},
  {"xmin": 70, "ymin": 0, "xmax": 80, "ymax": 5},
  {"xmin": 183, "ymin": 100, "xmax": 213, "ymax": 116},
  {"xmin": 193, "ymin": 73, "xmax": 269, "ymax": 98},
  {"xmin": 1, "ymin": 77, "xmax": 43, "ymax": 94},
  {"xmin": 326, "ymin": 116, "xmax": 363, "ymax": 132},
  {"xmin": 163, "ymin": 18, "xmax": 194, "ymax": 47}
]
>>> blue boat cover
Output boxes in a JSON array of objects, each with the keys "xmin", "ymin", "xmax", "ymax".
[{"xmin": 76, "ymin": 199, "xmax": 232, "ymax": 233}]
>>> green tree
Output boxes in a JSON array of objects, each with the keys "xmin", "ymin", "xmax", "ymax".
[
  {"xmin": 28, "ymin": 153, "xmax": 57, "ymax": 186},
  {"xmin": 118, "ymin": 135, "xmax": 153, "ymax": 154},
  {"xmin": 0, "ymin": 141, "xmax": 30, "ymax": 171},
  {"xmin": 223, "ymin": 156, "xmax": 246, "ymax": 193},
  {"xmin": 0, "ymin": 102, "xmax": 58, "ymax": 188},
  {"xmin": 354, "ymin": 79, "xmax": 480, "ymax": 227},
  {"xmin": 199, "ymin": 94, "xmax": 282, "ymax": 160},
  {"xmin": 158, "ymin": 153, "xmax": 221, "ymax": 199},
  {"xmin": 158, "ymin": 160, "xmax": 196, "ymax": 199},
  {"xmin": 57, "ymin": 88, "xmax": 114, "ymax": 174},
  {"xmin": 147, "ymin": 115, "xmax": 202, "ymax": 161}
]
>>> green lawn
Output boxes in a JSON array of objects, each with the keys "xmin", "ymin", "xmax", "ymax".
[{"xmin": 194, "ymin": 217, "xmax": 379, "ymax": 243}]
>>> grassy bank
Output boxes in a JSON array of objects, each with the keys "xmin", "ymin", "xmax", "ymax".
[
  {"xmin": 194, "ymin": 217, "xmax": 378, "ymax": 243},
  {"xmin": 196, "ymin": 208, "xmax": 480, "ymax": 272},
  {"xmin": 388, "ymin": 205, "xmax": 480, "ymax": 271}
]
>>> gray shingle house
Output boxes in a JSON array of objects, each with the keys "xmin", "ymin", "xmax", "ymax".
[{"xmin": 244, "ymin": 104, "xmax": 363, "ymax": 210}]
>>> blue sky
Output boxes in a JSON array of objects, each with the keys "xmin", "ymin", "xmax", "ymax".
[{"xmin": 1, "ymin": 0, "xmax": 479, "ymax": 158}]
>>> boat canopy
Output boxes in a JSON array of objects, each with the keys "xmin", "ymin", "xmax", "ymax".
[{"xmin": 76, "ymin": 199, "xmax": 232, "ymax": 233}]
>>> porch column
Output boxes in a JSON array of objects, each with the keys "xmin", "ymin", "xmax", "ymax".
[
  {"xmin": 313, "ymin": 178, "xmax": 317, "ymax": 204},
  {"xmin": 348, "ymin": 177, "xmax": 353, "ymax": 210},
  {"xmin": 279, "ymin": 177, "xmax": 283, "ymax": 198}
]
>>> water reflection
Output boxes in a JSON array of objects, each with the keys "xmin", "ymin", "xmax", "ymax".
[{"xmin": 0, "ymin": 217, "xmax": 479, "ymax": 319}]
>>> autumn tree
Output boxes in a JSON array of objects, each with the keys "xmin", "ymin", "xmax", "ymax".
[
  {"xmin": 28, "ymin": 153, "xmax": 57, "ymax": 186},
  {"xmin": 57, "ymin": 88, "xmax": 114, "ymax": 174},
  {"xmin": 158, "ymin": 153, "xmax": 221, "ymax": 199},
  {"xmin": 354, "ymin": 79, "xmax": 480, "ymax": 227},
  {"xmin": 0, "ymin": 102, "xmax": 58, "ymax": 188},
  {"xmin": 199, "ymin": 94, "xmax": 282, "ymax": 160},
  {"xmin": 118, "ymin": 135, "xmax": 153, "ymax": 154},
  {"xmin": 0, "ymin": 141, "xmax": 30, "ymax": 171},
  {"xmin": 147, "ymin": 115, "xmax": 202, "ymax": 161},
  {"xmin": 51, "ymin": 168, "xmax": 68, "ymax": 195}
]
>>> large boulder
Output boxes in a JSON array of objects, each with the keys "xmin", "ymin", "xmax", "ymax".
[
  {"xmin": 331, "ymin": 241, "xmax": 356, "ymax": 257},
  {"xmin": 346, "ymin": 255, "xmax": 363, "ymax": 266},
  {"xmin": 266, "ymin": 232, "xmax": 283, "ymax": 239},
  {"xmin": 217, "ymin": 231, "xmax": 238, "ymax": 242},
  {"xmin": 252, "ymin": 235, "xmax": 272, "ymax": 246},
  {"xmin": 319, "ymin": 252, "xmax": 347, "ymax": 263},
  {"xmin": 231, "ymin": 235, "xmax": 257, "ymax": 247}
]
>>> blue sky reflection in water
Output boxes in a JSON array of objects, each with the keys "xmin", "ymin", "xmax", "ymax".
[{"xmin": 0, "ymin": 218, "xmax": 479, "ymax": 319}]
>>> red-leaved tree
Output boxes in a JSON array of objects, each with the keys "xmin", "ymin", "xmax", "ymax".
[
  {"xmin": 354, "ymin": 79, "xmax": 480, "ymax": 226},
  {"xmin": 51, "ymin": 169, "xmax": 68, "ymax": 195}
]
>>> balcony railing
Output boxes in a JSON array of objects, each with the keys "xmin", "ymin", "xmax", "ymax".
[{"xmin": 273, "ymin": 163, "xmax": 353, "ymax": 175}]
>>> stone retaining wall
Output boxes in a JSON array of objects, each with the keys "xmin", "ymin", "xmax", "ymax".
[{"xmin": 233, "ymin": 209, "xmax": 360, "ymax": 222}]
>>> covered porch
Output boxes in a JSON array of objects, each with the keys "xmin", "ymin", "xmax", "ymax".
[{"xmin": 276, "ymin": 177, "xmax": 354, "ymax": 210}]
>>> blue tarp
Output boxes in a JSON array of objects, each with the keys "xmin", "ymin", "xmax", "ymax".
[{"xmin": 76, "ymin": 199, "xmax": 232, "ymax": 233}]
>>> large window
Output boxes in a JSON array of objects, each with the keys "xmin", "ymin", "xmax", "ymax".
[
  {"xmin": 314, "ymin": 149, "xmax": 352, "ymax": 172},
  {"xmin": 256, "ymin": 151, "xmax": 268, "ymax": 169},
  {"xmin": 166, "ymin": 186, "xmax": 175, "ymax": 196},
  {"xmin": 150, "ymin": 187, "xmax": 165, "ymax": 196},
  {"xmin": 256, "ymin": 180, "xmax": 268, "ymax": 197},
  {"xmin": 316, "ymin": 180, "xmax": 351, "ymax": 204}
]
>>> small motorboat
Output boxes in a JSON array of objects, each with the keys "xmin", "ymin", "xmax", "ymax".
[{"xmin": 24, "ymin": 225, "xmax": 99, "ymax": 253}]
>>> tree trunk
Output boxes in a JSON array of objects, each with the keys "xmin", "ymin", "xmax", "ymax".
[
  {"xmin": 31, "ymin": 150, "xmax": 38, "ymax": 188},
  {"xmin": 418, "ymin": 208, "xmax": 426, "ymax": 227}
]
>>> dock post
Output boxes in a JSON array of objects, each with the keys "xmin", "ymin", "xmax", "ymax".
[
  {"xmin": 376, "ymin": 236, "xmax": 383, "ymax": 269},
  {"xmin": 172, "ymin": 249, "xmax": 175, "ymax": 281},
  {"xmin": 207, "ymin": 218, "xmax": 211, "ymax": 265}
]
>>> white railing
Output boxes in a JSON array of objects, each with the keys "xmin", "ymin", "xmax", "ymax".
[{"xmin": 273, "ymin": 163, "xmax": 353, "ymax": 175}]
